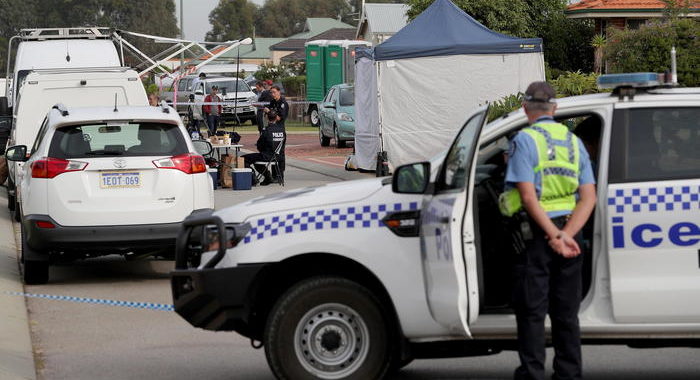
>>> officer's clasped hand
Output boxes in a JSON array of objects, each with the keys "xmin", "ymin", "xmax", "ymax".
[{"xmin": 548, "ymin": 231, "xmax": 581, "ymax": 258}]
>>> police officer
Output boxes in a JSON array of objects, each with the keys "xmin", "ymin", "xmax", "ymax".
[
  {"xmin": 264, "ymin": 85, "xmax": 289, "ymax": 127},
  {"xmin": 256, "ymin": 81, "xmax": 272, "ymax": 134},
  {"xmin": 243, "ymin": 110, "xmax": 286, "ymax": 185},
  {"xmin": 501, "ymin": 82, "xmax": 596, "ymax": 380}
]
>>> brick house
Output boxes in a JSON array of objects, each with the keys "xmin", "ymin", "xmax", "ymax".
[{"xmin": 566, "ymin": 0, "xmax": 700, "ymax": 35}]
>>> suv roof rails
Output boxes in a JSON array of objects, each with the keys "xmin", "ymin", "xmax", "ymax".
[
  {"xmin": 18, "ymin": 27, "xmax": 112, "ymax": 41},
  {"xmin": 52, "ymin": 104, "xmax": 69, "ymax": 116}
]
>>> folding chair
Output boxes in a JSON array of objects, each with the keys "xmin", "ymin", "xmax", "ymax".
[{"xmin": 252, "ymin": 142, "xmax": 284, "ymax": 186}]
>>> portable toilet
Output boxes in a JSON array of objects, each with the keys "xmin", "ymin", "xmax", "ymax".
[{"xmin": 305, "ymin": 40, "xmax": 329, "ymax": 103}]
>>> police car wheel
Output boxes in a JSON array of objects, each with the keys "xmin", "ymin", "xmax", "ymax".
[{"xmin": 264, "ymin": 277, "xmax": 391, "ymax": 380}]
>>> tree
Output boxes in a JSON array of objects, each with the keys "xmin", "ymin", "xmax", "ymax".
[
  {"xmin": 604, "ymin": 19, "xmax": 700, "ymax": 86},
  {"xmin": 406, "ymin": 0, "xmax": 530, "ymax": 37},
  {"xmin": 206, "ymin": 0, "xmax": 257, "ymax": 41},
  {"xmin": 255, "ymin": 0, "xmax": 351, "ymax": 37}
]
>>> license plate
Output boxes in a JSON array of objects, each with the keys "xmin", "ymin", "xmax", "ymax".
[{"xmin": 100, "ymin": 171, "xmax": 141, "ymax": 188}]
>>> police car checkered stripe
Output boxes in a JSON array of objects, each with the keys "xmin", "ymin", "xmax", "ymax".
[
  {"xmin": 607, "ymin": 185, "xmax": 700, "ymax": 214},
  {"xmin": 5, "ymin": 291, "xmax": 174, "ymax": 311},
  {"xmin": 242, "ymin": 202, "xmax": 420, "ymax": 244}
]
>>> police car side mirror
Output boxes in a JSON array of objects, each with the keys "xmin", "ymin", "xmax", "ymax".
[
  {"xmin": 393, "ymin": 162, "xmax": 430, "ymax": 194},
  {"xmin": 5, "ymin": 145, "xmax": 28, "ymax": 162}
]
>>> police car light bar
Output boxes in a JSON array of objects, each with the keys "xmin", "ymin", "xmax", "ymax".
[{"xmin": 597, "ymin": 73, "xmax": 662, "ymax": 89}]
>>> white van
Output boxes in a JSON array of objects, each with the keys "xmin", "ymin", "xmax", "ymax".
[
  {"xmin": 7, "ymin": 27, "xmax": 121, "ymax": 107},
  {"xmin": 6, "ymin": 67, "xmax": 148, "ymax": 216}
]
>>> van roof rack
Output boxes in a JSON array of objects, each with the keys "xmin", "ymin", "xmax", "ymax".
[
  {"xmin": 18, "ymin": 27, "xmax": 112, "ymax": 41},
  {"xmin": 52, "ymin": 103, "xmax": 69, "ymax": 116}
]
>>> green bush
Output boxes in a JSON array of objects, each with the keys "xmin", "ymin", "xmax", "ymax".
[
  {"xmin": 550, "ymin": 71, "xmax": 599, "ymax": 97},
  {"xmin": 604, "ymin": 18, "xmax": 700, "ymax": 86},
  {"xmin": 281, "ymin": 76, "xmax": 305, "ymax": 98},
  {"xmin": 487, "ymin": 93, "xmax": 524, "ymax": 122}
]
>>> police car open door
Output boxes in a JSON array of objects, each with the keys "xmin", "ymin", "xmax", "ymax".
[{"xmin": 420, "ymin": 105, "xmax": 489, "ymax": 337}]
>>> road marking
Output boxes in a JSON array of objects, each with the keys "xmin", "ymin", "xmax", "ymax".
[
  {"xmin": 303, "ymin": 157, "xmax": 345, "ymax": 168},
  {"xmin": 4, "ymin": 291, "xmax": 174, "ymax": 312}
]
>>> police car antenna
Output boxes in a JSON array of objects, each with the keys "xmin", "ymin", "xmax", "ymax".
[
  {"xmin": 671, "ymin": 46, "xmax": 678, "ymax": 85},
  {"xmin": 113, "ymin": 93, "xmax": 118, "ymax": 112}
]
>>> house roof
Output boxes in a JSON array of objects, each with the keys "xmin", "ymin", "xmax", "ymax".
[
  {"xmin": 289, "ymin": 18, "xmax": 355, "ymax": 39},
  {"xmin": 567, "ymin": 0, "xmax": 700, "ymax": 13},
  {"xmin": 277, "ymin": 28, "xmax": 361, "ymax": 62},
  {"xmin": 360, "ymin": 3, "xmax": 410, "ymax": 34},
  {"xmin": 270, "ymin": 39, "xmax": 307, "ymax": 52},
  {"xmin": 271, "ymin": 28, "xmax": 357, "ymax": 52}
]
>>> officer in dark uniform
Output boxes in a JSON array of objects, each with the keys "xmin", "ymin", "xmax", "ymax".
[
  {"xmin": 255, "ymin": 81, "xmax": 272, "ymax": 134},
  {"xmin": 264, "ymin": 85, "xmax": 289, "ymax": 127},
  {"xmin": 502, "ymin": 82, "xmax": 596, "ymax": 380},
  {"xmin": 243, "ymin": 110, "xmax": 286, "ymax": 185}
]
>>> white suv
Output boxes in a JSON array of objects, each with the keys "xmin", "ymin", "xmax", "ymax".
[{"xmin": 6, "ymin": 104, "xmax": 214, "ymax": 284}]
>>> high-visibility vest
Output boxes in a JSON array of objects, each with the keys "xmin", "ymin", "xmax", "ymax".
[{"xmin": 499, "ymin": 122, "xmax": 581, "ymax": 217}]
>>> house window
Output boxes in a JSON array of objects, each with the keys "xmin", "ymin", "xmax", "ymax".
[{"xmin": 626, "ymin": 19, "xmax": 648, "ymax": 29}]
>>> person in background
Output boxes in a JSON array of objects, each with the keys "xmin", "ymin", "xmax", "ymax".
[
  {"xmin": 148, "ymin": 92, "xmax": 159, "ymax": 107},
  {"xmin": 256, "ymin": 81, "xmax": 272, "ymax": 134},
  {"xmin": 264, "ymin": 85, "xmax": 289, "ymax": 127},
  {"xmin": 243, "ymin": 110, "xmax": 286, "ymax": 186},
  {"xmin": 203, "ymin": 85, "xmax": 222, "ymax": 135},
  {"xmin": 191, "ymin": 72, "xmax": 206, "ymax": 93},
  {"xmin": 501, "ymin": 81, "xmax": 596, "ymax": 380}
]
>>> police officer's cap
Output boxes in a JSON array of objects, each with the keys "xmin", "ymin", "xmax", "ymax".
[{"xmin": 524, "ymin": 81, "xmax": 556, "ymax": 103}]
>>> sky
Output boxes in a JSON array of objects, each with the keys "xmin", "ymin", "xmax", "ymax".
[{"xmin": 175, "ymin": 0, "xmax": 266, "ymax": 42}]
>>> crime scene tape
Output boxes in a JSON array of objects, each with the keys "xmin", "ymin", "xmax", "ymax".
[
  {"xmin": 166, "ymin": 101, "xmax": 315, "ymax": 107},
  {"xmin": 5, "ymin": 291, "xmax": 174, "ymax": 312}
]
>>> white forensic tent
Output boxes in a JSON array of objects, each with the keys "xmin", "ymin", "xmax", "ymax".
[{"xmin": 353, "ymin": 0, "xmax": 545, "ymax": 171}]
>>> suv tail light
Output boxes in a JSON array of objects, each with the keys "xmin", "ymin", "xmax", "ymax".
[
  {"xmin": 31, "ymin": 157, "xmax": 88, "ymax": 178},
  {"xmin": 153, "ymin": 153, "xmax": 206, "ymax": 174}
]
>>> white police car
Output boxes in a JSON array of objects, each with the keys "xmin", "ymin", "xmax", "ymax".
[
  {"xmin": 5, "ymin": 103, "xmax": 214, "ymax": 284},
  {"xmin": 171, "ymin": 73, "xmax": 700, "ymax": 379}
]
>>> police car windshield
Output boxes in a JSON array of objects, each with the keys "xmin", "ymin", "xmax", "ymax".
[
  {"xmin": 206, "ymin": 80, "xmax": 249, "ymax": 94},
  {"xmin": 49, "ymin": 123, "xmax": 188, "ymax": 158},
  {"xmin": 339, "ymin": 88, "xmax": 354, "ymax": 106}
]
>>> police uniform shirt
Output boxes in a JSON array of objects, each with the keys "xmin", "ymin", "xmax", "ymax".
[
  {"xmin": 268, "ymin": 96, "xmax": 289, "ymax": 122},
  {"xmin": 256, "ymin": 122, "xmax": 286, "ymax": 159},
  {"xmin": 505, "ymin": 116, "xmax": 595, "ymax": 217}
]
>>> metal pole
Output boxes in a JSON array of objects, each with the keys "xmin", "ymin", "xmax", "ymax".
[
  {"xmin": 671, "ymin": 46, "xmax": 677, "ymax": 85},
  {"xmin": 179, "ymin": 0, "xmax": 184, "ymax": 73}
]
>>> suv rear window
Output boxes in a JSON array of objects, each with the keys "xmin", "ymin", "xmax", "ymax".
[
  {"xmin": 49, "ymin": 122, "xmax": 188, "ymax": 158},
  {"xmin": 609, "ymin": 107, "xmax": 700, "ymax": 183}
]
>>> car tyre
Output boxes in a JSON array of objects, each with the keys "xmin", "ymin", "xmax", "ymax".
[
  {"xmin": 21, "ymin": 224, "xmax": 49, "ymax": 285},
  {"xmin": 264, "ymin": 276, "xmax": 392, "ymax": 380},
  {"xmin": 13, "ymin": 198, "xmax": 21, "ymax": 222},
  {"xmin": 310, "ymin": 107, "xmax": 320, "ymax": 128},
  {"xmin": 334, "ymin": 125, "xmax": 346, "ymax": 148},
  {"xmin": 8, "ymin": 181, "xmax": 15, "ymax": 211},
  {"xmin": 319, "ymin": 126, "xmax": 330, "ymax": 147}
]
